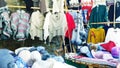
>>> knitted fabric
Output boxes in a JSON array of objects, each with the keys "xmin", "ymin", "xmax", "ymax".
[
  {"xmin": 10, "ymin": 10, "xmax": 30, "ymax": 41},
  {"xmin": 30, "ymin": 10, "xmax": 44, "ymax": 40}
]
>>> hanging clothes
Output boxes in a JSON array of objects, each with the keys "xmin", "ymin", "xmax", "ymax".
[
  {"xmin": 92, "ymin": 0, "xmax": 106, "ymax": 8},
  {"xmin": 71, "ymin": 10, "xmax": 87, "ymax": 45},
  {"xmin": 69, "ymin": 10, "xmax": 79, "ymax": 24},
  {"xmin": 108, "ymin": 5, "xmax": 114, "ymax": 22},
  {"xmin": 0, "ymin": 6, "xmax": 12, "ymax": 40},
  {"xmin": 108, "ymin": 2, "xmax": 120, "ymax": 22},
  {"xmin": 65, "ymin": 12, "xmax": 75, "ymax": 40},
  {"xmin": 89, "ymin": 5, "xmax": 108, "ymax": 28},
  {"xmin": 105, "ymin": 28, "xmax": 120, "ymax": 47},
  {"xmin": 52, "ymin": 0, "xmax": 64, "ymax": 13},
  {"xmin": 30, "ymin": 10, "xmax": 44, "ymax": 40},
  {"xmin": 43, "ymin": 12, "xmax": 51, "ymax": 41},
  {"xmin": 24, "ymin": 0, "xmax": 33, "ymax": 14},
  {"xmin": 81, "ymin": 0, "xmax": 93, "ymax": 21},
  {"xmin": 10, "ymin": 10, "xmax": 30, "ymax": 41},
  {"xmin": 43, "ymin": 12, "xmax": 68, "ymax": 42},
  {"xmin": 87, "ymin": 28, "xmax": 105, "ymax": 44}
]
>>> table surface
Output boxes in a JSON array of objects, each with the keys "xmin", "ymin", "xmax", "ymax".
[{"xmin": 65, "ymin": 56, "xmax": 118, "ymax": 68}]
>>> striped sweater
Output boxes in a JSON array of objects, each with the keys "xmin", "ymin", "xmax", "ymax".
[{"xmin": 10, "ymin": 10, "xmax": 30, "ymax": 41}]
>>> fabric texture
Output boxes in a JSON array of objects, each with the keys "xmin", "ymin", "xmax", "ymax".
[
  {"xmin": 10, "ymin": 10, "xmax": 30, "ymax": 41},
  {"xmin": 18, "ymin": 50, "xmax": 31, "ymax": 65},
  {"xmin": 81, "ymin": 0, "xmax": 93, "ymax": 20},
  {"xmin": 105, "ymin": 28, "xmax": 120, "ymax": 47},
  {"xmin": 14, "ymin": 56, "xmax": 28, "ymax": 68},
  {"xmin": 101, "ymin": 41, "xmax": 116, "ymax": 52},
  {"xmin": 71, "ymin": 10, "xmax": 86, "ymax": 45},
  {"xmin": 32, "ymin": 58, "xmax": 54, "ymax": 68},
  {"xmin": 52, "ymin": 0, "xmax": 64, "ymax": 13},
  {"xmin": 0, "ymin": 49, "xmax": 15, "ymax": 68},
  {"xmin": 89, "ymin": 5, "xmax": 107, "ymax": 27},
  {"xmin": 111, "ymin": 46, "xmax": 120, "ymax": 58},
  {"xmin": 0, "ymin": 6, "xmax": 12, "ymax": 39},
  {"xmin": 44, "ymin": 12, "xmax": 68, "ymax": 42},
  {"xmin": 30, "ymin": 10, "xmax": 44, "ymax": 40},
  {"xmin": 43, "ymin": 12, "xmax": 51, "ymax": 41},
  {"xmin": 65, "ymin": 12, "xmax": 75, "ymax": 39},
  {"xmin": 87, "ymin": 28, "xmax": 105, "ymax": 44},
  {"xmin": 91, "ymin": 50, "xmax": 113, "ymax": 60}
]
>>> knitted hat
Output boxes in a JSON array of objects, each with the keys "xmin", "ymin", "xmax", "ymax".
[
  {"xmin": 0, "ymin": 49, "xmax": 15, "ymax": 68},
  {"xmin": 18, "ymin": 50, "xmax": 31, "ymax": 64},
  {"xmin": 31, "ymin": 51, "xmax": 42, "ymax": 62}
]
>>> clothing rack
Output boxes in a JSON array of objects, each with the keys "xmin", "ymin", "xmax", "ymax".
[
  {"xmin": 7, "ymin": 5, "xmax": 40, "ymax": 10},
  {"xmin": 90, "ymin": 22, "xmax": 120, "ymax": 25},
  {"xmin": 90, "ymin": 0, "xmax": 117, "ymax": 27},
  {"xmin": 113, "ymin": 0, "xmax": 116, "ymax": 27}
]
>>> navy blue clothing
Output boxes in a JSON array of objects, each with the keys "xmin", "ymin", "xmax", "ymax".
[
  {"xmin": 24, "ymin": 0, "xmax": 33, "ymax": 14},
  {"xmin": 108, "ymin": 5, "xmax": 114, "ymax": 22},
  {"xmin": 108, "ymin": 2, "xmax": 120, "ymax": 22}
]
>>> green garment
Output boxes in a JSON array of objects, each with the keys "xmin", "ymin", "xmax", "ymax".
[{"xmin": 89, "ymin": 5, "xmax": 108, "ymax": 28}]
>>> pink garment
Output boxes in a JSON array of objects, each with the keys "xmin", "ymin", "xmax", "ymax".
[{"xmin": 81, "ymin": 0, "xmax": 93, "ymax": 20}]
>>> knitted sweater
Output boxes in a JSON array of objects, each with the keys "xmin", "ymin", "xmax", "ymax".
[
  {"xmin": 52, "ymin": 0, "xmax": 64, "ymax": 13},
  {"xmin": 87, "ymin": 28, "xmax": 105, "ymax": 44},
  {"xmin": 0, "ymin": 6, "xmax": 12, "ymax": 39},
  {"xmin": 43, "ymin": 12, "xmax": 51, "ymax": 41},
  {"xmin": 89, "ymin": 5, "xmax": 108, "ymax": 28},
  {"xmin": 105, "ymin": 28, "xmax": 120, "ymax": 47},
  {"xmin": 43, "ymin": 12, "xmax": 68, "ymax": 42},
  {"xmin": 10, "ymin": 10, "xmax": 30, "ymax": 41},
  {"xmin": 30, "ymin": 10, "xmax": 44, "ymax": 40}
]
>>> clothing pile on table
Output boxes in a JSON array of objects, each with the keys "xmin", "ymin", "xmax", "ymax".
[{"xmin": 0, "ymin": 46, "xmax": 76, "ymax": 68}]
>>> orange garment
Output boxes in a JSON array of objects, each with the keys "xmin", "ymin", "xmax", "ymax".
[{"xmin": 87, "ymin": 28, "xmax": 105, "ymax": 44}]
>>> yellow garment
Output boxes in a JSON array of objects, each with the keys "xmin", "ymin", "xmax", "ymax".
[{"xmin": 87, "ymin": 28, "xmax": 105, "ymax": 44}]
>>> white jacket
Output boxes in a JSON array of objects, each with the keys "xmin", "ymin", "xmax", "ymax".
[
  {"xmin": 43, "ymin": 12, "xmax": 68, "ymax": 42},
  {"xmin": 52, "ymin": 0, "xmax": 64, "ymax": 13},
  {"xmin": 30, "ymin": 10, "xmax": 44, "ymax": 40}
]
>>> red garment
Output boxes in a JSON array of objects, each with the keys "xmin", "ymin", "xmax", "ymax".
[
  {"xmin": 101, "ymin": 41, "xmax": 116, "ymax": 52},
  {"xmin": 81, "ymin": 0, "xmax": 93, "ymax": 20},
  {"xmin": 65, "ymin": 12, "xmax": 75, "ymax": 39}
]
